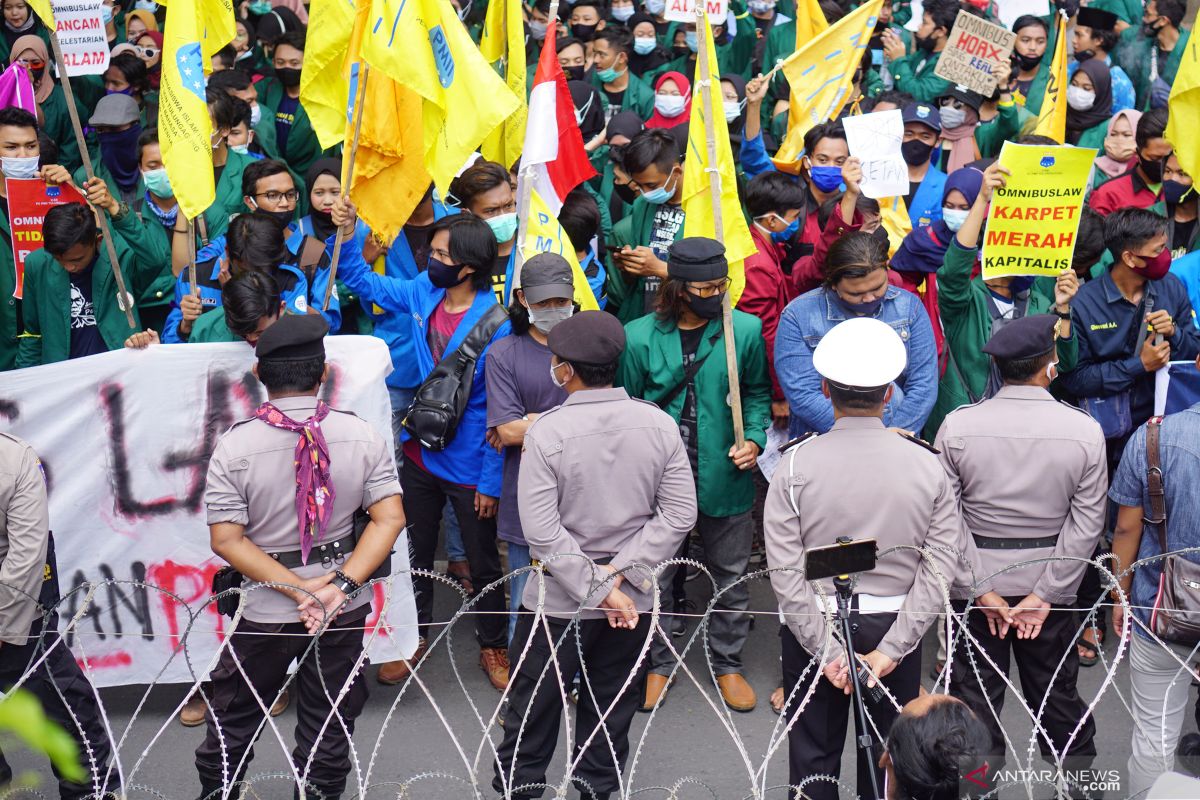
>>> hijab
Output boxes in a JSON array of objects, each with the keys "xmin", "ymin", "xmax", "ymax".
[
  {"xmin": 568, "ymin": 79, "xmax": 606, "ymax": 142},
  {"xmin": 124, "ymin": 9, "xmax": 159, "ymax": 36},
  {"xmin": 606, "ymin": 110, "xmax": 645, "ymax": 143},
  {"xmin": 139, "ymin": 30, "xmax": 164, "ymax": 88},
  {"xmin": 304, "ymin": 157, "xmax": 342, "ymax": 241},
  {"xmin": 646, "ymin": 71, "xmax": 691, "ymax": 129},
  {"xmin": 1065, "ymin": 58, "xmax": 1113, "ymax": 145},
  {"xmin": 720, "ymin": 72, "xmax": 746, "ymax": 159},
  {"xmin": 626, "ymin": 13, "xmax": 668, "ymax": 76},
  {"xmin": 891, "ymin": 167, "xmax": 984, "ymax": 274},
  {"xmin": 10, "ymin": 35, "xmax": 50, "ymax": 103},
  {"xmin": 1095, "ymin": 108, "xmax": 1142, "ymax": 179}
]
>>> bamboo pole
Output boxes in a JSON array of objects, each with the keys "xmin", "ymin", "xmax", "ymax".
[
  {"xmin": 695, "ymin": 3, "xmax": 745, "ymax": 449},
  {"xmin": 46, "ymin": 30, "xmax": 137, "ymax": 327},
  {"xmin": 323, "ymin": 63, "xmax": 370, "ymax": 312}
]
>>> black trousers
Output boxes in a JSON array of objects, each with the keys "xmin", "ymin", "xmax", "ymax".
[
  {"xmin": 950, "ymin": 599, "xmax": 1097, "ymax": 763},
  {"xmin": 402, "ymin": 458, "xmax": 506, "ymax": 649},
  {"xmin": 0, "ymin": 615, "xmax": 116, "ymax": 800},
  {"xmin": 493, "ymin": 609, "xmax": 649, "ymax": 798},
  {"xmin": 780, "ymin": 613, "xmax": 920, "ymax": 800},
  {"xmin": 194, "ymin": 612, "xmax": 369, "ymax": 800}
]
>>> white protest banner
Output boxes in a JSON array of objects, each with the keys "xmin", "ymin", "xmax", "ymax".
[
  {"xmin": 997, "ymin": 0, "xmax": 1049, "ymax": 30},
  {"xmin": 842, "ymin": 109, "xmax": 907, "ymax": 199},
  {"xmin": 933, "ymin": 10, "xmax": 1016, "ymax": 96},
  {"xmin": 0, "ymin": 336, "xmax": 418, "ymax": 688},
  {"xmin": 664, "ymin": 0, "xmax": 727, "ymax": 24},
  {"xmin": 51, "ymin": 0, "xmax": 109, "ymax": 76}
]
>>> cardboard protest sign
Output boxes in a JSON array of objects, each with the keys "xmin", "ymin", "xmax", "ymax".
[
  {"xmin": 664, "ymin": 0, "xmax": 727, "ymax": 24},
  {"xmin": 982, "ymin": 142, "xmax": 1094, "ymax": 279},
  {"xmin": 51, "ymin": 0, "xmax": 110, "ymax": 76},
  {"xmin": 934, "ymin": 10, "xmax": 1016, "ymax": 96},
  {"xmin": 6, "ymin": 178, "xmax": 86, "ymax": 299},
  {"xmin": 842, "ymin": 110, "xmax": 907, "ymax": 199}
]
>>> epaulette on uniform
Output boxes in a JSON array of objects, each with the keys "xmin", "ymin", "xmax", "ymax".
[
  {"xmin": 898, "ymin": 431, "xmax": 940, "ymax": 455},
  {"xmin": 778, "ymin": 431, "xmax": 818, "ymax": 454}
]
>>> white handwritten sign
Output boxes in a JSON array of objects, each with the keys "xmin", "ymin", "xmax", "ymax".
[
  {"xmin": 842, "ymin": 110, "xmax": 908, "ymax": 199},
  {"xmin": 664, "ymin": 0, "xmax": 728, "ymax": 24},
  {"xmin": 51, "ymin": 0, "xmax": 109, "ymax": 76}
]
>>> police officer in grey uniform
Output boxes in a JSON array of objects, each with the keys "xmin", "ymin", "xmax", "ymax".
[
  {"xmin": 0, "ymin": 433, "xmax": 117, "ymax": 799},
  {"xmin": 764, "ymin": 317, "xmax": 961, "ymax": 800},
  {"xmin": 936, "ymin": 314, "xmax": 1106, "ymax": 770},
  {"xmin": 196, "ymin": 314, "xmax": 406, "ymax": 800},
  {"xmin": 492, "ymin": 311, "xmax": 696, "ymax": 800}
]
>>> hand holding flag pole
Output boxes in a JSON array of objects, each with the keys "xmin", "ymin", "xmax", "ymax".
[{"xmin": 323, "ymin": 64, "xmax": 370, "ymax": 312}]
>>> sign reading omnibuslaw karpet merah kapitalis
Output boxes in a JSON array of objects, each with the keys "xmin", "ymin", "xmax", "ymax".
[{"xmin": 982, "ymin": 142, "xmax": 1094, "ymax": 279}]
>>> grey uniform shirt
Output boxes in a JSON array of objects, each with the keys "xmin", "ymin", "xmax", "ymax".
[
  {"xmin": 0, "ymin": 434, "xmax": 50, "ymax": 645},
  {"xmin": 764, "ymin": 415, "xmax": 962, "ymax": 662},
  {"xmin": 935, "ymin": 384, "xmax": 1107, "ymax": 603},
  {"xmin": 204, "ymin": 396, "xmax": 402, "ymax": 623},
  {"xmin": 517, "ymin": 387, "xmax": 697, "ymax": 619}
]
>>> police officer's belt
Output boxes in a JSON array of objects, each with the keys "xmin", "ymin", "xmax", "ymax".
[
  {"xmin": 972, "ymin": 534, "xmax": 1059, "ymax": 550},
  {"xmin": 530, "ymin": 555, "xmax": 613, "ymax": 577},
  {"xmin": 268, "ymin": 531, "xmax": 357, "ymax": 569}
]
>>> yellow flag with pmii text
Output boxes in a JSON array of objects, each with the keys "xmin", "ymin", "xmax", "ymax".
[{"xmin": 160, "ymin": 0, "xmax": 214, "ymax": 220}]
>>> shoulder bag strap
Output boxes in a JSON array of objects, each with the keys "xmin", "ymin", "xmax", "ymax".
[
  {"xmin": 451, "ymin": 303, "xmax": 510, "ymax": 366},
  {"xmin": 1146, "ymin": 416, "xmax": 1168, "ymax": 554},
  {"xmin": 655, "ymin": 329, "xmax": 723, "ymax": 411}
]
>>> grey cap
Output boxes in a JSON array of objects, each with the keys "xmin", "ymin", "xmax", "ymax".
[
  {"xmin": 88, "ymin": 94, "xmax": 140, "ymax": 128},
  {"xmin": 520, "ymin": 253, "xmax": 575, "ymax": 304}
]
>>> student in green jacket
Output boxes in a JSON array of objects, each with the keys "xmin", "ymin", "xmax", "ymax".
[
  {"xmin": 17, "ymin": 182, "xmax": 164, "ymax": 368},
  {"xmin": 880, "ymin": 0, "xmax": 955, "ymax": 103},
  {"xmin": 0, "ymin": 0, "xmax": 50, "ymax": 69},
  {"xmin": 255, "ymin": 29, "xmax": 324, "ymax": 177},
  {"xmin": 1066, "ymin": 59, "xmax": 1114, "ymax": 151},
  {"xmin": 928, "ymin": 161, "xmax": 1080, "ymax": 440},
  {"xmin": 208, "ymin": 68, "xmax": 281, "ymax": 160},
  {"xmin": 607, "ymin": 129, "xmax": 685, "ymax": 324},
  {"xmin": 1009, "ymin": 14, "xmax": 1051, "ymax": 114},
  {"xmin": 1114, "ymin": 0, "xmax": 1189, "ymax": 111},
  {"xmin": 617, "ymin": 236, "xmax": 771, "ymax": 714},
  {"xmin": 187, "ymin": 269, "xmax": 283, "ymax": 344},
  {"xmin": 591, "ymin": 29, "xmax": 655, "ymax": 120},
  {"xmin": 649, "ymin": 0, "xmax": 757, "ymax": 83}
]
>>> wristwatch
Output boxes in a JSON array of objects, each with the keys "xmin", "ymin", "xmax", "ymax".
[
  {"xmin": 1054, "ymin": 307, "xmax": 1071, "ymax": 320},
  {"xmin": 111, "ymin": 200, "xmax": 130, "ymax": 221},
  {"xmin": 332, "ymin": 569, "xmax": 361, "ymax": 596}
]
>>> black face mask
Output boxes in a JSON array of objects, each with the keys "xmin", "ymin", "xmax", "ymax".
[
  {"xmin": 1074, "ymin": 49, "xmax": 1094, "ymax": 63},
  {"xmin": 1143, "ymin": 18, "xmax": 1163, "ymax": 37},
  {"xmin": 1165, "ymin": 179, "xmax": 1194, "ymax": 205},
  {"xmin": 1014, "ymin": 51, "xmax": 1042, "ymax": 71},
  {"xmin": 275, "ymin": 67, "xmax": 301, "ymax": 88},
  {"xmin": 258, "ymin": 207, "xmax": 294, "ymax": 227},
  {"xmin": 913, "ymin": 32, "xmax": 936, "ymax": 52},
  {"xmin": 686, "ymin": 291, "xmax": 725, "ymax": 319},
  {"xmin": 1140, "ymin": 156, "xmax": 1166, "ymax": 184},
  {"xmin": 613, "ymin": 181, "xmax": 639, "ymax": 204},
  {"xmin": 427, "ymin": 257, "xmax": 468, "ymax": 288},
  {"xmin": 571, "ymin": 22, "xmax": 597, "ymax": 41},
  {"xmin": 901, "ymin": 139, "xmax": 934, "ymax": 167},
  {"xmin": 564, "ymin": 64, "xmax": 586, "ymax": 82},
  {"xmin": 29, "ymin": 65, "xmax": 44, "ymax": 82}
]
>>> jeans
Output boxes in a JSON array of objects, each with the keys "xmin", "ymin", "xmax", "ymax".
[
  {"xmin": 650, "ymin": 511, "xmax": 753, "ymax": 676},
  {"xmin": 506, "ymin": 542, "xmax": 532, "ymax": 646},
  {"xmin": 389, "ymin": 385, "xmax": 466, "ymax": 563},
  {"xmin": 1127, "ymin": 631, "xmax": 1198, "ymax": 797}
]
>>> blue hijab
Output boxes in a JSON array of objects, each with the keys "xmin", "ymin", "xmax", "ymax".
[{"xmin": 890, "ymin": 167, "xmax": 984, "ymax": 274}]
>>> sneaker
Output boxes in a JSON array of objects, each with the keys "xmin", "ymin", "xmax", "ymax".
[{"xmin": 480, "ymin": 646, "xmax": 510, "ymax": 691}]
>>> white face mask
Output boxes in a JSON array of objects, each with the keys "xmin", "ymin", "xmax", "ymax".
[
  {"xmin": 723, "ymin": 99, "xmax": 743, "ymax": 123},
  {"xmin": 528, "ymin": 304, "xmax": 574, "ymax": 334},
  {"xmin": 654, "ymin": 93, "xmax": 685, "ymax": 118},
  {"xmin": 1066, "ymin": 85, "xmax": 1096, "ymax": 111},
  {"xmin": 941, "ymin": 207, "xmax": 969, "ymax": 232},
  {"xmin": 939, "ymin": 105, "xmax": 966, "ymax": 129},
  {"xmin": 249, "ymin": 102, "xmax": 262, "ymax": 127},
  {"xmin": 549, "ymin": 360, "xmax": 572, "ymax": 388},
  {"xmin": 1046, "ymin": 359, "xmax": 1059, "ymax": 381},
  {"xmin": 1, "ymin": 154, "xmax": 38, "ymax": 179}
]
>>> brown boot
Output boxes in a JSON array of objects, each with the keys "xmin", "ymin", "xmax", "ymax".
[
  {"xmin": 716, "ymin": 673, "xmax": 757, "ymax": 712},
  {"xmin": 479, "ymin": 647, "xmax": 510, "ymax": 691},
  {"xmin": 269, "ymin": 689, "xmax": 290, "ymax": 717},
  {"xmin": 179, "ymin": 692, "xmax": 207, "ymax": 727},
  {"xmin": 376, "ymin": 638, "xmax": 427, "ymax": 685},
  {"xmin": 640, "ymin": 673, "xmax": 673, "ymax": 713}
]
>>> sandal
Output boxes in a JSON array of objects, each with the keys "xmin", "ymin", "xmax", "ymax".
[
  {"xmin": 769, "ymin": 686, "xmax": 786, "ymax": 716},
  {"xmin": 1076, "ymin": 636, "xmax": 1101, "ymax": 667},
  {"xmin": 446, "ymin": 560, "xmax": 474, "ymax": 595}
]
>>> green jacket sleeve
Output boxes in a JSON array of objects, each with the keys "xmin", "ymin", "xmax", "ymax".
[
  {"xmin": 738, "ymin": 315, "xmax": 771, "ymax": 452},
  {"xmin": 890, "ymin": 52, "xmax": 951, "ymax": 103},
  {"xmin": 1056, "ymin": 328, "xmax": 1079, "ymax": 374},
  {"xmin": 615, "ymin": 321, "xmax": 649, "ymax": 398},
  {"xmin": 605, "ymin": 213, "xmax": 638, "ymax": 314},
  {"xmin": 109, "ymin": 206, "xmax": 167, "ymax": 297},
  {"xmin": 975, "ymin": 101, "xmax": 1020, "ymax": 158},
  {"xmin": 15, "ymin": 259, "xmax": 41, "ymax": 368},
  {"xmin": 936, "ymin": 239, "xmax": 977, "ymax": 319}
]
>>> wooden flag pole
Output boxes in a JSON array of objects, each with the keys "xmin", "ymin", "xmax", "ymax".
[
  {"xmin": 695, "ymin": 3, "xmax": 745, "ymax": 450},
  {"xmin": 323, "ymin": 63, "xmax": 370, "ymax": 312},
  {"xmin": 46, "ymin": 31, "xmax": 137, "ymax": 328},
  {"xmin": 187, "ymin": 216, "xmax": 197, "ymax": 294}
]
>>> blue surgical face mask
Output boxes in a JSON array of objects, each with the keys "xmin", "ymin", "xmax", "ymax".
[
  {"xmin": 633, "ymin": 36, "xmax": 657, "ymax": 54},
  {"xmin": 685, "ymin": 30, "xmax": 698, "ymax": 52},
  {"xmin": 758, "ymin": 213, "xmax": 799, "ymax": 243},
  {"xmin": 529, "ymin": 19, "xmax": 548, "ymax": 39},
  {"xmin": 640, "ymin": 169, "xmax": 678, "ymax": 204},
  {"xmin": 142, "ymin": 167, "xmax": 173, "ymax": 197},
  {"xmin": 808, "ymin": 164, "xmax": 843, "ymax": 193},
  {"xmin": 486, "ymin": 211, "xmax": 518, "ymax": 242},
  {"xmin": 133, "ymin": 0, "xmax": 157, "ymax": 10},
  {"xmin": 611, "ymin": 4, "xmax": 635, "ymax": 21},
  {"xmin": 645, "ymin": 0, "xmax": 665, "ymax": 14},
  {"xmin": 595, "ymin": 65, "xmax": 625, "ymax": 83},
  {"xmin": 941, "ymin": 207, "xmax": 969, "ymax": 232},
  {"xmin": 230, "ymin": 143, "xmax": 251, "ymax": 155},
  {"xmin": 100, "ymin": 4, "xmax": 114, "ymax": 23}
]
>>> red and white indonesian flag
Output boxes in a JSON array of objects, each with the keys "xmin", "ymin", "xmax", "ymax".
[{"xmin": 522, "ymin": 23, "xmax": 596, "ymax": 213}]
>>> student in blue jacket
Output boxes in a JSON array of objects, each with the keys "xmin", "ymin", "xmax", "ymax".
[{"xmin": 330, "ymin": 197, "xmax": 514, "ymax": 692}]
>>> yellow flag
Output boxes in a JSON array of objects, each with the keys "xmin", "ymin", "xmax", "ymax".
[
  {"xmin": 1166, "ymin": 35, "xmax": 1200, "ymax": 177},
  {"xmin": 361, "ymin": 0, "xmax": 520, "ymax": 193},
  {"xmin": 300, "ymin": 0, "xmax": 357, "ymax": 148},
  {"xmin": 158, "ymin": 0, "xmax": 235, "ymax": 60},
  {"xmin": 522, "ymin": 189, "xmax": 600, "ymax": 311},
  {"xmin": 160, "ymin": 0, "xmax": 214, "ymax": 220},
  {"xmin": 26, "ymin": 0, "xmax": 51, "ymax": 28},
  {"xmin": 480, "ymin": 0, "xmax": 527, "ymax": 170},
  {"xmin": 794, "ymin": 0, "xmax": 828, "ymax": 50},
  {"xmin": 1033, "ymin": 11, "xmax": 1067, "ymax": 143},
  {"xmin": 682, "ymin": 12, "xmax": 755, "ymax": 305},
  {"xmin": 773, "ymin": 0, "xmax": 881, "ymax": 171}
]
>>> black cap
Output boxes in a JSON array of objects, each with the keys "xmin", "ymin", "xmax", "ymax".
[
  {"xmin": 981, "ymin": 314, "xmax": 1058, "ymax": 360},
  {"xmin": 902, "ymin": 102, "xmax": 942, "ymax": 132},
  {"xmin": 941, "ymin": 84, "xmax": 986, "ymax": 112},
  {"xmin": 667, "ymin": 237, "xmax": 727, "ymax": 282},
  {"xmin": 520, "ymin": 253, "xmax": 575, "ymax": 304},
  {"xmin": 548, "ymin": 310, "xmax": 626, "ymax": 365},
  {"xmin": 1076, "ymin": 6, "xmax": 1118, "ymax": 32},
  {"xmin": 255, "ymin": 314, "xmax": 329, "ymax": 361}
]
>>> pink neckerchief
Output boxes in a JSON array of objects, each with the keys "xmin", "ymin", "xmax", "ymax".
[{"xmin": 255, "ymin": 401, "xmax": 336, "ymax": 565}]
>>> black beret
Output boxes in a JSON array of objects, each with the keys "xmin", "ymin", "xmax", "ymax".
[
  {"xmin": 255, "ymin": 314, "xmax": 329, "ymax": 361},
  {"xmin": 1076, "ymin": 6, "xmax": 1118, "ymax": 32},
  {"xmin": 667, "ymin": 237, "xmax": 727, "ymax": 282},
  {"xmin": 548, "ymin": 310, "xmax": 626, "ymax": 364},
  {"xmin": 982, "ymin": 314, "xmax": 1058, "ymax": 361}
]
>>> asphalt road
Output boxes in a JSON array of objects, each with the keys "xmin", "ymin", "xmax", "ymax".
[{"xmin": 1, "ymin": 573, "xmax": 1184, "ymax": 800}]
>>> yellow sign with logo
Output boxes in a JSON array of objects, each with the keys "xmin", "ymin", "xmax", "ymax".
[{"xmin": 982, "ymin": 142, "xmax": 1094, "ymax": 279}]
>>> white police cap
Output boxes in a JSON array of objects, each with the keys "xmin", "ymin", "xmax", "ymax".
[{"xmin": 812, "ymin": 317, "xmax": 907, "ymax": 388}]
